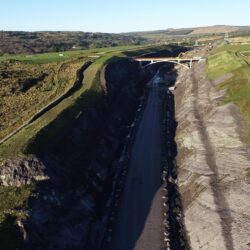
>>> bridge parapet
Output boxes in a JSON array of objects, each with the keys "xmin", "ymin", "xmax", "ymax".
[{"xmin": 134, "ymin": 56, "xmax": 203, "ymax": 69}]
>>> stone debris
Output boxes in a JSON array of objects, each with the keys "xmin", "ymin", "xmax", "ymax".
[{"xmin": 0, "ymin": 157, "xmax": 48, "ymax": 186}]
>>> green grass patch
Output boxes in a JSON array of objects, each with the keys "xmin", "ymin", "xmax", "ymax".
[
  {"xmin": 208, "ymin": 44, "xmax": 250, "ymax": 143},
  {"xmin": 0, "ymin": 185, "xmax": 33, "ymax": 222},
  {"xmin": 207, "ymin": 50, "xmax": 242, "ymax": 79},
  {"xmin": 0, "ymin": 185, "xmax": 34, "ymax": 250}
]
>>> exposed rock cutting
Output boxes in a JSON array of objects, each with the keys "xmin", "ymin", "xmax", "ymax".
[{"xmin": 174, "ymin": 47, "xmax": 250, "ymax": 250}]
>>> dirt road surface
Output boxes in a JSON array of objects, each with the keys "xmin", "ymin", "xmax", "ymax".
[{"xmin": 111, "ymin": 76, "xmax": 164, "ymax": 250}]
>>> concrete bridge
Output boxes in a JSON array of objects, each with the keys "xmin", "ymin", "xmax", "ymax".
[{"xmin": 134, "ymin": 56, "xmax": 203, "ymax": 69}]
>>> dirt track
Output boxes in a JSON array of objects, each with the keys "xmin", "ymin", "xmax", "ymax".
[{"xmin": 111, "ymin": 77, "xmax": 164, "ymax": 250}]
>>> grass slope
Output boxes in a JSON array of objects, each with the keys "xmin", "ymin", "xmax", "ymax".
[{"xmin": 208, "ymin": 44, "xmax": 250, "ymax": 143}]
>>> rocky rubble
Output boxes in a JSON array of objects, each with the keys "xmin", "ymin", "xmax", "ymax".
[
  {"xmin": 0, "ymin": 157, "xmax": 48, "ymax": 186},
  {"xmin": 174, "ymin": 47, "xmax": 250, "ymax": 250}
]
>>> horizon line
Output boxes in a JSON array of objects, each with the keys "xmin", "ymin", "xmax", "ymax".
[{"xmin": 1, "ymin": 24, "xmax": 249, "ymax": 34}]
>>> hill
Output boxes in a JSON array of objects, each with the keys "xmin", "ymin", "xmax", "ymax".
[
  {"xmin": 2, "ymin": 26, "xmax": 250, "ymax": 55},
  {"xmin": 0, "ymin": 31, "xmax": 147, "ymax": 55},
  {"xmin": 190, "ymin": 25, "xmax": 237, "ymax": 34},
  {"xmin": 127, "ymin": 25, "xmax": 250, "ymax": 43}
]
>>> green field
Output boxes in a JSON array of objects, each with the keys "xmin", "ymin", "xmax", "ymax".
[
  {"xmin": 0, "ymin": 45, "xmax": 151, "ymax": 64},
  {"xmin": 208, "ymin": 44, "xmax": 250, "ymax": 143}
]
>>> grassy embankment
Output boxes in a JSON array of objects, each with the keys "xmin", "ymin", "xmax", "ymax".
[{"xmin": 208, "ymin": 44, "xmax": 250, "ymax": 145}]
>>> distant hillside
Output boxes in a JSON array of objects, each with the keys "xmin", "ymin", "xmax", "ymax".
[
  {"xmin": 127, "ymin": 25, "xmax": 250, "ymax": 42},
  {"xmin": 0, "ymin": 31, "xmax": 147, "ymax": 55},
  {"xmin": 2, "ymin": 26, "xmax": 250, "ymax": 55},
  {"xmin": 189, "ymin": 25, "xmax": 238, "ymax": 35},
  {"xmin": 127, "ymin": 28, "xmax": 194, "ymax": 37}
]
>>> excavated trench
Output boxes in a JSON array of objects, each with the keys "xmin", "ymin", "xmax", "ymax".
[{"xmin": 2, "ymin": 48, "xmax": 189, "ymax": 250}]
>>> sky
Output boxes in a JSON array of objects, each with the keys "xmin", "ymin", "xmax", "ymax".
[{"xmin": 0, "ymin": 0, "xmax": 250, "ymax": 33}]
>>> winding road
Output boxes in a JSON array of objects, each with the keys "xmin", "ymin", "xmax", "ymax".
[{"xmin": 111, "ymin": 74, "xmax": 164, "ymax": 250}]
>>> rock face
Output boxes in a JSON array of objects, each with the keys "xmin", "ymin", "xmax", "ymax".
[
  {"xmin": 0, "ymin": 157, "xmax": 48, "ymax": 186},
  {"xmin": 174, "ymin": 47, "xmax": 250, "ymax": 250}
]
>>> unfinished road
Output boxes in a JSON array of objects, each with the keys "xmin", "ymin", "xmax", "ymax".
[{"xmin": 112, "ymin": 75, "xmax": 164, "ymax": 250}]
